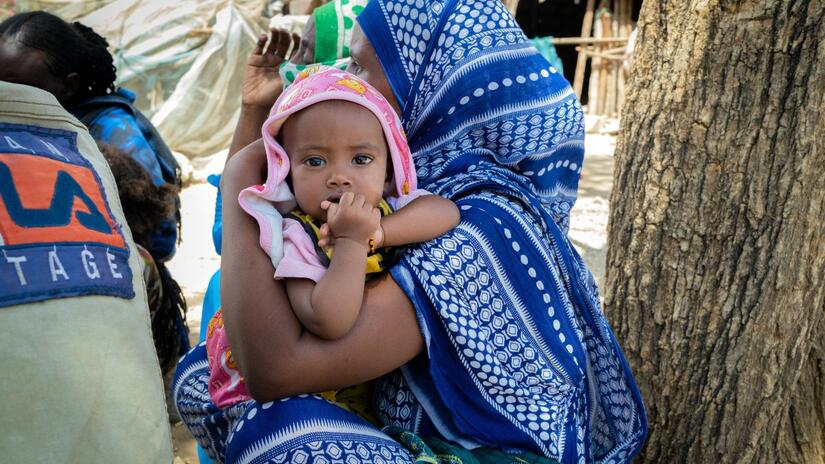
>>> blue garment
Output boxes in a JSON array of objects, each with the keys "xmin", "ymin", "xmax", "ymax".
[
  {"xmin": 69, "ymin": 88, "xmax": 180, "ymax": 261},
  {"xmin": 359, "ymin": 0, "xmax": 647, "ymax": 461},
  {"xmin": 174, "ymin": 346, "xmax": 557, "ymax": 464},
  {"xmin": 198, "ymin": 175, "xmax": 223, "ymax": 464},
  {"xmin": 175, "ymin": 1, "xmax": 646, "ymax": 462},
  {"xmin": 197, "ymin": 271, "xmax": 220, "ymax": 464},
  {"xmin": 207, "ymin": 174, "xmax": 222, "ymax": 255},
  {"xmin": 200, "ymin": 270, "xmax": 222, "ymax": 344},
  {"xmin": 70, "ymin": 88, "xmax": 179, "ymax": 186},
  {"xmin": 174, "ymin": 344, "xmax": 415, "ymax": 464}
]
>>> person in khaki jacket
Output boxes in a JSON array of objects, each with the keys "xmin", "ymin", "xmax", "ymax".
[{"xmin": 0, "ymin": 81, "xmax": 173, "ymax": 463}]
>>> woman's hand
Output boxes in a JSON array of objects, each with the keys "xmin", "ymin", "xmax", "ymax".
[
  {"xmin": 229, "ymin": 30, "xmax": 300, "ymax": 158},
  {"xmin": 242, "ymin": 28, "xmax": 301, "ymax": 111}
]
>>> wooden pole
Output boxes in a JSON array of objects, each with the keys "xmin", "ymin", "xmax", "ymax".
[
  {"xmin": 580, "ymin": 49, "xmax": 626, "ymax": 61},
  {"xmin": 605, "ymin": 0, "xmax": 624, "ymax": 116},
  {"xmin": 617, "ymin": 0, "xmax": 631, "ymax": 115},
  {"xmin": 572, "ymin": 0, "xmax": 597, "ymax": 98},
  {"xmin": 552, "ymin": 37, "xmax": 628, "ymax": 45},
  {"xmin": 597, "ymin": 6, "xmax": 613, "ymax": 115}
]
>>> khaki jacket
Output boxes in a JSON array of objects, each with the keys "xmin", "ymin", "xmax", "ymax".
[{"xmin": 0, "ymin": 82, "xmax": 173, "ymax": 463}]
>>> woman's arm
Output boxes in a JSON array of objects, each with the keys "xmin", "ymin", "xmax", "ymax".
[
  {"xmin": 378, "ymin": 195, "xmax": 460, "ymax": 248},
  {"xmin": 221, "ymin": 140, "xmax": 424, "ymax": 401},
  {"xmin": 228, "ymin": 104, "xmax": 271, "ymax": 159}
]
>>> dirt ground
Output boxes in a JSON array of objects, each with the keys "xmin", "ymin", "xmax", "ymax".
[{"xmin": 165, "ymin": 130, "xmax": 617, "ymax": 463}]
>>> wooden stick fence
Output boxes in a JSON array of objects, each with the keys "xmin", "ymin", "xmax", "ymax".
[{"xmin": 502, "ymin": 0, "xmax": 635, "ymax": 116}]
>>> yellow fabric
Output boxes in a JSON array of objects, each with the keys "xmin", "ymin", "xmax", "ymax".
[
  {"xmin": 0, "ymin": 82, "xmax": 173, "ymax": 463},
  {"xmin": 318, "ymin": 383, "xmax": 381, "ymax": 426},
  {"xmin": 287, "ymin": 198, "xmax": 394, "ymax": 277}
]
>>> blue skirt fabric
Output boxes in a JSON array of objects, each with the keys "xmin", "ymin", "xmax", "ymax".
[{"xmin": 173, "ymin": 344, "xmax": 415, "ymax": 464}]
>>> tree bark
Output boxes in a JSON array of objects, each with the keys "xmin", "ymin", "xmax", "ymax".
[{"xmin": 604, "ymin": 0, "xmax": 825, "ymax": 462}]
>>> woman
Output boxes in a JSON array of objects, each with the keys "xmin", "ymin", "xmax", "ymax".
[{"xmin": 176, "ymin": 1, "xmax": 647, "ymax": 462}]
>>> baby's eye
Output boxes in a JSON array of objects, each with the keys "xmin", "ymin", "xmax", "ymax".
[
  {"xmin": 353, "ymin": 154, "xmax": 373, "ymax": 165},
  {"xmin": 304, "ymin": 156, "xmax": 325, "ymax": 167}
]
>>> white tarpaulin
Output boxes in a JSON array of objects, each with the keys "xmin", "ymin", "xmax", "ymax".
[
  {"xmin": 79, "ymin": 1, "xmax": 268, "ymax": 158},
  {"xmin": 144, "ymin": 4, "xmax": 260, "ymax": 157},
  {"xmin": 8, "ymin": 1, "xmax": 304, "ymax": 159}
]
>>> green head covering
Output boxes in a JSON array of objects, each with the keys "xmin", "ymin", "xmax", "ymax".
[{"xmin": 279, "ymin": 0, "xmax": 368, "ymax": 86}]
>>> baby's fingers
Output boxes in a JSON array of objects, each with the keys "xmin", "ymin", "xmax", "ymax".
[
  {"xmin": 318, "ymin": 223, "xmax": 331, "ymax": 248},
  {"xmin": 338, "ymin": 191, "xmax": 355, "ymax": 206},
  {"xmin": 325, "ymin": 202, "xmax": 339, "ymax": 220},
  {"xmin": 351, "ymin": 193, "xmax": 367, "ymax": 209}
]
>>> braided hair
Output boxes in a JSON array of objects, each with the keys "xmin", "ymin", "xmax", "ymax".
[
  {"xmin": 98, "ymin": 142, "xmax": 178, "ymax": 250},
  {"xmin": 0, "ymin": 11, "xmax": 117, "ymax": 102}
]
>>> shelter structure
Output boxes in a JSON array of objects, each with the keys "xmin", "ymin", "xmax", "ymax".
[{"xmin": 512, "ymin": 0, "xmax": 643, "ymax": 117}]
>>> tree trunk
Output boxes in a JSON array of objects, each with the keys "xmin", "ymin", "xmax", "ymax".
[{"xmin": 604, "ymin": 1, "xmax": 825, "ymax": 462}]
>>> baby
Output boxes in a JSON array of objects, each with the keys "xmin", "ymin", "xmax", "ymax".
[{"xmin": 206, "ymin": 67, "xmax": 459, "ymax": 419}]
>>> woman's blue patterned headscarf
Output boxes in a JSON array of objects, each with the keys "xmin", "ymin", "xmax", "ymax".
[
  {"xmin": 359, "ymin": 0, "xmax": 585, "ymax": 231},
  {"xmin": 360, "ymin": 1, "xmax": 648, "ymax": 462}
]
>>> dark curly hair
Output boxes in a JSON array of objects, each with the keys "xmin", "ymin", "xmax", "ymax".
[
  {"xmin": 99, "ymin": 142, "xmax": 188, "ymax": 372},
  {"xmin": 0, "ymin": 11, "xmax": 117, "ymax": 102},
  {"xmin": 98, "ymin": 142, "xmax": 178, "ymax": 251}
]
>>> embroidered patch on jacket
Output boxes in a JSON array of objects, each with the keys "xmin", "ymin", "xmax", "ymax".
[{"xmin": 0, "ymin": 123, "xmax": 134, "ymax": 307}]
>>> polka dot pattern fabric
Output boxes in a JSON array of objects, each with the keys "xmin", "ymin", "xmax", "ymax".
[
  {"xmin": 173, "ymin": 344, "xmax": 416, "ymax": 464},
  {"xmin": 360, "ymin": 0, "xmax": 648, "ymax": 462},
  {"xmin": 360, "ymin": 0, "xmax": 584, "ymax": 233}
]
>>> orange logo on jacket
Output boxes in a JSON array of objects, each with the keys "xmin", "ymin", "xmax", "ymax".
[{"xmin": 0, "ymin": 153, "xmax": 125, "ymax": 249}]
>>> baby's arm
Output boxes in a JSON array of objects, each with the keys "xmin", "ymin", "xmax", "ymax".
[
  {"xmin": 377, "ymin": 195, "xmax": 460, "ymax": 248},
  {"xmin": 286, "ymin": 192, "xmax": 379, "ymax": 340}
]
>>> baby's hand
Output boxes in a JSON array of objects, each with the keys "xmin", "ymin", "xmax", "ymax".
[
  {"xmin": 372, "ymin": 222, "xmax": 385, "ymax": 250},
  {"xmin": 317, "ymin": 223, "xmax": 334, "ymax": 249},
  {"xmin": 318, "ymin": 219, "xmax": 384, "ymax": 251},
  {"xmin": 320, "ymin": 192, "xmax": 380, "ymax": 247}
]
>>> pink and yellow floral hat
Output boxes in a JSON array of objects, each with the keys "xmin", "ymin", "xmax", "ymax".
[{"xmin": 238, "ymin": 65, "xmax": 418, "ymax": 269}]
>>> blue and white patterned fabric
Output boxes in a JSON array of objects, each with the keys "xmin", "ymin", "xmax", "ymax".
[
  {"xmin": 174, "ymin": 344, "xmax": 415, "ymax": 464},
  {"xmin": 358, "ymin": 0, "xmax": 648, "ymax": 462},
  {"xmin": 174, "ymin": 1, "xmax": 646, "ymax": 462}
]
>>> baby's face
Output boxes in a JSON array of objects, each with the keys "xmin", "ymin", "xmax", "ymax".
[{"xmin": 281, "ymin": 100, "xmax": 389, "ymax": 220}]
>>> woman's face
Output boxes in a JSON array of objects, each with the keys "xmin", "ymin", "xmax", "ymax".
[
  {"xmin": 0, "ymin": 37, "xmax": 76, "ymax": 103},
  {"xmin": 347, "ymin": 24, "xmax": 401, "ymax": 116}
]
